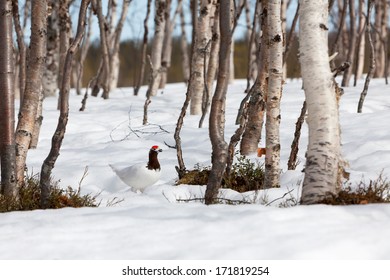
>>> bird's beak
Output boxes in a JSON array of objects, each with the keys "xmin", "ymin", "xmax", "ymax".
[{"xmin": 158, "ymin": 149, "xmax": 163, "ymax": 153}]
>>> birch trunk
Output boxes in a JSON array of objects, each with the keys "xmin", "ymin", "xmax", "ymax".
[
  {"xmin": 353, "ymin": 0, "xmax": 366, "ymax": 85},
  {"xmin": 134, "ymin": 0, "xmax": 152, "ymax": 95},
  {"xmin": 341, "ymin": 0, "xmax": 356, "ymax": 87},
  {"xmin": 240, "ymin": 0, "xmax": 268, "ymax": 156},
  {"xmin": 204, "ymin": 0, "xmax": 231, "ymax": 205},
  {"xmin": 58, "ymin": 0, "xmax": 71, "ymax": 98},
  {"xmin": 95, "ymin": 0, "xmax": 111, "ymax": 99},
  {"xmin": 15, "ymin": 0, "xmax": 47, "ymax": 188},
  {"xmin": 179, "ymin": 2, "xmax": 190, "ymax": 84},
  {"xmin": 299, "ymin": 0, "xmax": 343, "ymax": 204},
  {"xmin": 40, "ymin": 0, "xmax": 91, "ymax": 208},
  {"xmin": 373, "ymin": 1, "xmax": 385, "ymax": 78},
  {"xmin": 43, "ymin": 0, "xmax": 60, "ymax": 98},
  {"xmin": 357, "ymin": 0, "xmax": 375, "ymax": 113},
  {"xmin": 245, "ymin": 0, "xmax": 260, "ymax": 92},
  {"xmin": 199, "ymin": 4, "xmax": 220, "ymax": 129},
  {"xmin": 76, "ymin": 6, "xmax": 93, "ymax": 95},
  {"xmin": 159, "ymin": 0, "xmax": 173, "ymax": 89},
  {"xmin": 147, "ymin": 0, "xmax": 166, "ymax": 97},
  {"xmin": 189, "ymin": 0, "xmax": 214, "ymax": 115},
  {"xmin": 108, "ymin": 0, "xmax": 131, "ymax": 90},
  {"xmin": 12, "ymin": 0, "xmax": 27, "ymax": 105},
  {"xmin": 265, "ymin": 0, "xmax": 283, "ymax": 189},
  {"xmin": 0, "ymin": 0, "xmax": 17, "ymax": 198}
]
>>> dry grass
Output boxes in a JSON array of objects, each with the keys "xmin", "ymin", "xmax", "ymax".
[
  {"xmin": 320, "ymin": 174, "xmax": 390, "ymax": 205},
  {"xmin": 0, "ymin": 171, "xmax": 99, "ymax": 213},
  {"xmin": 176, "ymin": 156, "xmax": 266, "ymax": 193}
]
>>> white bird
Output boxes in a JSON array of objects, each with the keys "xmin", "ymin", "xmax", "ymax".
[{"xmin": 110, "ymin": 145, "xmax": 163, "ymax": 192}]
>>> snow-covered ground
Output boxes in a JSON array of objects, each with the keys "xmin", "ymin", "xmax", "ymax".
[{"xmin": 1, "ymin": 78, "xmax": 390, "ymax": 260}]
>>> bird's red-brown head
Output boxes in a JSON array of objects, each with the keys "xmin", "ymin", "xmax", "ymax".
[
  {"xmin": 151, "ymin": 145, "xmax": 163, "ymax": 153},
  {"xmin": 148, "ymin": 145, "xmax": 162, "ymax": 170}
]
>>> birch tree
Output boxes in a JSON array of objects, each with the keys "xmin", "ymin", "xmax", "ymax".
[
  {"xmin": 134, "ymin": 0, "xmax": 152, "ymax": 96},
  {"xmin": 40, "ymin": 0, "xmax": 91, "ymax": 208},
  {"xmin": 147, "ymin": 0, "xmax": 167, "ymax": 97},
  {"xmin": 0, "ymin": 0, "xmax": 17, "ymax": 198},
  {"xmin": 179, "ymin": 1, "xmax": 190, "ymax": 84},
  {"xmin": 159, "ymin": 0, "xmax": 179, "ymax": 89},
  {"xmin": 43, "ymin": 0, "xmax": 60, "ymax": 98},
  {"xmin": 107, "ymin": 0, "xmax": 132, "ymax": 90},
  {"xmin": 94, "ymin": 0, "xmax": 111, "ymax": 99},
  {"xmin": 189, "ymin": 0, "xmax": 215, "ymax": 115},
  {"xmin": 11, "ymin": 0, "xmax": 27, "ymax": 106},
  {"xmin": 299, "ymin": 0, "xmax": 343, "ymax": 204},
  {"xmin": 265, "ymin": 0, "xmax": 283, "ymax": 189},
  {"xmin": 341, "ymin": 0, "xmax": 356, "ymax": 87},
  {"xmin": 15, "ymin": 0, "xmax": 47, "ymax": 188},
  {"xmin": 353, "ymin": 0, "xmax": 366, "ymax": 85},
  {"xmin": 204, "ymin": 0, "xmax": 232, "ymax": 205},
  {"xmin": 240, "ymin": 0, "xmax": 269, "ymax": 156}
]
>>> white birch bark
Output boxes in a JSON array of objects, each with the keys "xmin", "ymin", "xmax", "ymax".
[
  {"xmin": 108, "ymin": 0, "xmax": 131, "ymax": 90},
  {"xmin": 147, "ymin": 0, "xmax": 166, "ymax": 97},
  {"xmin": 43, "ymin": 0, "xmax": 59, "ymax": 98},
  {"xmin": 281, "ymin": 0, "xmax": 287, "ymax": 81},
  {"xmin": 189, "ymin": 0, "xmax": 214, "ymax": 115},
  {"xmin": 299, "ymin": 0, "xmax": 342, "ymax": 204},
  {"xmin": 341, "ymin": 0, "xmax": 356, "ymax": 87},
  {"xmin": 354, "ymin": 0, "xmax": 366, "ymax": 82},
  {"xmin": 373, "ymin": 1, "xmax": 385, "ymax": 78},
  {"xmin": 179, "ymin": 2, "xmax": 190, "ymax": 84},
  {"xmin": 265, "ymin": 0, "xmax": 283, "ymax": 189}
]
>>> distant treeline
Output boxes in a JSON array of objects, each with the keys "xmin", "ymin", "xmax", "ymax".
[
  {"xmin": 82, "ymin": 35, "xmax": 299, "ymax": 88},
  {"xmin": 82, "ymin": 31, "xmax": 383, "ymax": 88}
]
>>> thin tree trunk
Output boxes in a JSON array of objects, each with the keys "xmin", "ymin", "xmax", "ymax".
[
  {"xmin": 189, "ymin": 0, "xmax": 214, "ymax": 115},
  {"xmin": 330, "ymin": 0, "xmax": 347, "ymax": 65},
  {"xmin": 341, "ymin": 0, "xmax": 356, "ymax": 87},
  {"xmin": 199, "ymin": 3, "xmax": 220, "ymax": 129},
  {"xmin": 240, "ymin": 0, "xmax": 269, "ymax": 156},
  {"xmin": 76, "ymin": 6, "xmax": 93, "ymax": 95},
  {"xmin": 108, "ymin": 0, "xmax": 132, "ymax": 90},
  {"xmin": 287, "ymin": 101, "xmax": 306, "ymax": 170},
  {"xmin": 283, "ymin": 3, "xmax": 299, "ymax": 69},
  {"xmin": 11, "ymin": 0, "xmax": 27, "ymax": 107},
  {"xmin": 40, "ymin": 0, "xmax": 91, "ymax": 208},
  {"xmin": 147, "ymin": 0, "xmax": 167, "ymax": 97},
  {"xmin": 134, "ymin": 0, "xmax": 151, "ymax": 95},
  {"xmin": 373, "ymin": 1, "xmax": 384, "ymax": 78},
  {"xmin": 43, "ymin": 0, "xmax": 60, "ymax": 98},
  {"xmin": 58, "ymin": 0, "xmax": 71, "ymax": 101},
  {"xmin": 299, "ymin": 0, "xmax": 343, "ymax": 204},
  {"xmin": 159, "ymin": 0, "xmax": 182, "ymax": 88},
  {"xmin": 29, "ymin": 90, "xmax": 43, "ymax": 149},
  {"xmin": 15, "ymin": 0, "xmax": 47, "ymax": 189},
  {"xmin": 245, "ymin": 0, "xmax": 260, "ymax": 92},
  {"xmin": 179, "ymin": 1, "xmax": 190, "ymax": 84},
  {"xmin": 265, "ymin": 0, "xmax": 283, "ymax": 189},
  {"xmin": 357, "ymin": 0, "xmax": 375, "ymax": 113},
  {"xmin": 353, "ymin": 0, "xmax": 366, "ymax": 86},
  {"xmin": 204, "ymin": 0, "xmax": 232, "ymax": 205},
  {"xmin": 95, "ymin": 0, "xmax": 111, "ymax": 99},
  {"xmin": 0, "ymin": 0, "xmax": 17, "ymax": 198}
]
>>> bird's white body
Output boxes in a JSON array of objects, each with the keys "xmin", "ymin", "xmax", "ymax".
[
  {"xmin": 110, "ymin": 145, "xmax": 162, "ymax": 192},
  {"xmin": 110, "ymin": 163, "xmax": 161, "ymax": 192}
]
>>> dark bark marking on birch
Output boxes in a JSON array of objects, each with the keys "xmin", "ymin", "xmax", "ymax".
[{"xmin": 319, "ymin": 23, "xmax": 328, "ymax": 30}]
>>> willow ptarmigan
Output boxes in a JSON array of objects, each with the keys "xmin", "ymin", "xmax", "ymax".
[{"xmin": 110, "ymin": 145, "xmax": 162, "ymax": 192}]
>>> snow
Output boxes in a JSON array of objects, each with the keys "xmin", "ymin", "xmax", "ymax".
[{"xmin": 1, "ymin": 78, "xmax": 390, "ymax": 260}]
